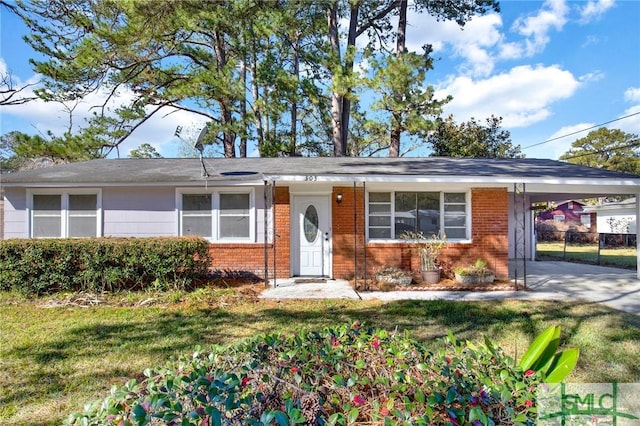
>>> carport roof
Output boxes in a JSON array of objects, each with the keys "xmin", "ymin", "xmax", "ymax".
[{"xmin": 1, "ymin": 157, "xmax": 639, "ymax": 186}]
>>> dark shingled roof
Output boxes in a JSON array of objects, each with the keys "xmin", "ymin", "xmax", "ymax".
[{"xmin": 2, "ymin": 157, "xmax": 639, "ymax": 185}]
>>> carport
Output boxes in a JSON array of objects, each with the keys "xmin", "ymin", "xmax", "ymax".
[{"xmin": 506, "ymin": 167, "xmax": 640, "ymax": 284}]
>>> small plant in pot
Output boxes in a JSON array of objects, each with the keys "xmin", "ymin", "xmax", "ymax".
[
  {"xmin": 454, "ymin": 258, "xmax": 495, "ymax": 284},
  {"xmin": 375, "ymin": 266, "xmax": 412, "ymax": 287},
  {"xmin": 401, "ymin": 230, "xmax": 447, "ymax": 284}
]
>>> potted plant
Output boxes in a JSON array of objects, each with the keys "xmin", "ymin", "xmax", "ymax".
[
  {"xmin": 402, "ymin": 230, "xmax": 447, "ymax": 284},
  {"xmin": 375, "ymin": 266, "xmax": 413, "ymax": 286},
  {"xmin": 454, "ymin": 259, "xmax": 495, "ymax": 284}
]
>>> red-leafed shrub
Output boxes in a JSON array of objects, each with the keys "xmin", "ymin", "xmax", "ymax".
[{"xmin": 66, "ymin": 324, "xmax": 543, "ymax": 425}]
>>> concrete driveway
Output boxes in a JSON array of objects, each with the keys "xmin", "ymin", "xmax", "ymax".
[
  {"xmin": 524, "ymin": 261, "xmax": 640, "ymax": 315},
  {"xmin": 261, "ymin": 261, "xmax": 640, "ymax": 315}
]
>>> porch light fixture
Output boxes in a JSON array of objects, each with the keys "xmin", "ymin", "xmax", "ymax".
[{"xmin": 336, "ymin": 193, "xmax": 343, "ymax": 204}]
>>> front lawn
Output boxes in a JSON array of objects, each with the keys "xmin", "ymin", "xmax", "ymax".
[
  {"xmin": 537, "ymin": 241, "xmax": 637, "ymax": 269},
  {"xmin": 1, "ymin": 288, "xmax": 639, "ymax": 425}
]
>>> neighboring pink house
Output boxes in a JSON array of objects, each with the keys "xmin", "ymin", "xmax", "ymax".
[{"xmin": 537, "ymin": 200, "xmax": 596, "ymax": 231}]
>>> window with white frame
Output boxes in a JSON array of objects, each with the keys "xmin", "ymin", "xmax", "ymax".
[
  {"xmin": 31, "ymin": 192, "xmax": 99, "ymax": 238},
  {"xmin": 367, "ymin": 191, "xmax": 468, "ymax": 240},
  {"xmin": 182, "ymin": 194, "xmax": 212, "ymax": 237},
  {"xmin": 179, "ymin": 190, "xmax": 253, "ymax": 241},
  {"xmin": 219, "ymin": 193, "xmax": 250, "ymax": 239},
  {"xmin": 580, "ymin": 214, "xmax": 591, "ymax": 227}
]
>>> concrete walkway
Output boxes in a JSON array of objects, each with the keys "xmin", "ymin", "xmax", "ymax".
[{"xmin": 260, "ymin": 261, "xmax": 640, "ymax": 315}]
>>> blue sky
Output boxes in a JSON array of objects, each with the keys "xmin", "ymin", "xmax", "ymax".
[{"xmin": 1, "ymin": 0, "xmax": 639, "ymax": 159}]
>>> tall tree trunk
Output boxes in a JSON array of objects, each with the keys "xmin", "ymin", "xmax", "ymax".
[
  {"xmin": 250, "ymin": 49, "xmax": 264, "ymax": 154},
  {"xmin": 328, "ymin": 1, "xmax": 344, "ymax": 157},
  {"xmin": 240, "ymin": 57, "xmax": 247, "ymax": 158},
  {"xmin": 340, "ymin": 2, "xmax": 359, "ymax": 157},
  {"xmin": 215, "ymin": 31, "xmax": 235, "ymax": 157},
  {"xmin": 389, "ymin": 0, "xmax": 407, "ymax": 158},
  {"xmin": 289, "ymin": 30, "xmax": 300, "ymax": 156}
]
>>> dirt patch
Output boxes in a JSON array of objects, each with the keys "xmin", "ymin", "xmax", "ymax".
[{"xmin": 352, "ymin": 278, "xmax": 516, "ymax": 292}]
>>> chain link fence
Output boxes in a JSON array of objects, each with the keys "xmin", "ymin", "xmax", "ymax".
[{"xmin": 535, "ymin": 228, "xmax": 637, "ymax": 269}]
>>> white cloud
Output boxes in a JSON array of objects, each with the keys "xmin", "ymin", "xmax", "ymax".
[
  {"xmin": 618, "ymin": 105, "xmax": 640, "ymax": 136},
  {"xmin": 526, "ymin": 105, "xmax": 640, "ymax": 159},
  {"xmin": 578, "ymin": 71, "xmax": 605, "ymax": 83},
  {"xmin": 535, "ymin": 123, "xmax": 594, "ymax": 159},
  {"xmin": 511, "ymin": 0, "xmax": 569, "ymax": 56},
  {"xmin": 624, "ymin": 87, "xmax": 640, "ymax": 103},
  {"xmin": 435, "ymin": 64, "xmax": 581, "ymax": 128},
  {"xmin": 0, "ymin": 73, "xmax": 207, "ymax": 157},
  {"xmin": 406, "ymin": 12, "xmax": 504, "ymax": 77},
  {"xmin": 578, "ymin": 0, "xmax": 616, "ymax": 23}
]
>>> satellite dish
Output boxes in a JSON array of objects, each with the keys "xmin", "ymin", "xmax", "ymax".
[
  {"xmin": 195, "ymin": 125, "xmax": 208, "ymax": 154},
  {"xmin": 194, "ymin": 124, "xmax": 210, "ymax": 178}
]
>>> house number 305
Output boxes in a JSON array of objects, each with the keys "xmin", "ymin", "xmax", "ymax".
[{"xmin": 305, "ymin": 175, "xmax": 317, "ymax": 181}]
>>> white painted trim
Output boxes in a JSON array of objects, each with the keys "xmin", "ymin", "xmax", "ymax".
[
  {"xmin": 26, "ymin": 188, "xmax": 102, "ymax": 238},
  {"xmin": 364, "ymin": 189, "xmax": 472, "ymax": 243},
  {"xmin": 265, "ymin": 174, "xmax": 640, "ymax": 187},
  {"xmin": 175, "ymin": 187, "xmax": 256, "ymax": 243},
  {"xmin": 3, "ymin": 180, "xmax": 265, "ymax": 188}
]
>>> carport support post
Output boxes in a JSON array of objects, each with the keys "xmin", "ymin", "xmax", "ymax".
[{"xmin": 636, "ymin": 191, "xmax": 640, "ymax": 279}]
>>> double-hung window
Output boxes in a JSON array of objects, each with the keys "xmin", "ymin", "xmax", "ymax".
[
  {"xmin": 367, "ymin": 191, "xmax": 468, "ymax": 240},
  {"xmin": 31, "ymin": 192, "xmax": 100, "ymax": 238},
  {"xmin": 182, "ymin": 194, "xmax": 212, "ymax": 237},
  {"xmin": 179, "ymin": 190, "xmax": 253, "ymax": 241},
  {"xmin": 219, "ymin": 193, "xmax": 250, "ymax": 239}
]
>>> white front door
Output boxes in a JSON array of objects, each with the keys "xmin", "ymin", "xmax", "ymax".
[{"xmin": 294, "ymin": 195, "xmax": 330, "ymax": 276}]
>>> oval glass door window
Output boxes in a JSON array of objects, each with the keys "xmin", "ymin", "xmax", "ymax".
[{"xmin": 304, "ymin": 205, "xmax": 319, "ymax": 243}]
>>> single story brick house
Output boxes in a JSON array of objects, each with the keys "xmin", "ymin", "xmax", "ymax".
[{"xmin": 2, "ymin": 157, "xmax": 639, "ymax": 281}]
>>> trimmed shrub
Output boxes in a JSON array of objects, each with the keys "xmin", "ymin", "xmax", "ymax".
[
  {"xmin": 66, "ymin": 324, "xmax": 540, "ymax": 425},
  {"xmin": 535, "ymin": 220, "xmax": 596, "ymax": 243},
  {"xmin": 0, "ymin": 237, "xmax": 211, "ymax": 294}
]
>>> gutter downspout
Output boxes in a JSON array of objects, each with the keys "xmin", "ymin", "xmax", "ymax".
[
  {"xmin": 353, "ymin": 181, "xmax": 362, "ymax": 300},
  {"xmin": 363, "ymin": 181, "xmax": 367, "ymax": 290},
  {"xmin": 353, "ymin": 181, "xmax": 357, "ymax": 287},
  {"xmin": 273, "ymin": 180, "xmax": 277, "ymax": 288},
  {"xmin": 263, "ymin": 180, "xmax": 269, "ymax": 287}
]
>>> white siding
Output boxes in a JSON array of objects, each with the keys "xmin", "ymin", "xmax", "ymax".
[
  {"xmin": 2, "ymin": 185, "xmax": 269, "ymax": 241},
  {"xmin": 103, "ymin": 187, "xmax": 177, "ymax": 237},
  {"xmin": 3, "ymin": 188, "xmax": 28, "ymax": 238},
  {"xmin": 595, "ymin": 208, "xmax": 637, "ymax": 234}
]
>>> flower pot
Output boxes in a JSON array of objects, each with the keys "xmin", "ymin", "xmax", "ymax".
[
  {"xmin": 421, "ymin": 269, "xmax": 441, "ymax": 284},
  {"xmin": 376, "ymin": 274, "xmax": 412, "ymax": 286},
  {"xmin": 479, "ymin": 274, "xmax": 495, "ymax": 284},
  {"xmin": 454, "ymin": 273, "xmax": 495, "ymax": 284},
  {"xmin": 454, "ymin": 273, "xmax": 475, "ymax": 284}
]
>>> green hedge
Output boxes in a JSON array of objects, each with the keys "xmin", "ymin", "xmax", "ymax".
[
  {"xmin": 66, "ymin": 324, "xmax": 541, "ymax": 425},
  {"xmin": 0, "ymin": 237, "xmax": 211, "ymax": 294}
]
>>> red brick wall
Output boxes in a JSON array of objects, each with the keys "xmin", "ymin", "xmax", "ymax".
[
  {"xmin": 208, "ymin": 186, "xmax": 291, "ymax": 280},
  {"xmin": 331, "ymin": 187, "xmax": 509, "ymax": 280},
  {"xmin": 208, "ymin": 185, "xmax": 509, "ymax": 281},
  {"xmin": 332, "ymin": 186, "xmax": 366, "ymax": 278}
]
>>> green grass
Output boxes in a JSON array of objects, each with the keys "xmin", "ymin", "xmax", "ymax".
[
  {"xmin": 1, "ymin": 289, "xmax": 640, "ymax": 425},
  {"xmin": 537, "ymin": 241, "xmax": 637, "ymax": 269}
]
